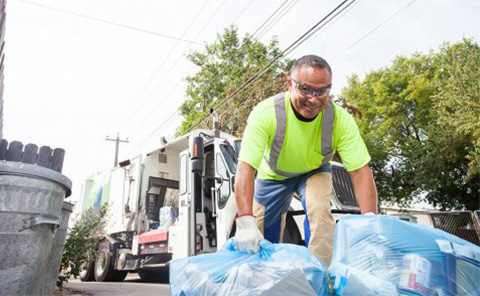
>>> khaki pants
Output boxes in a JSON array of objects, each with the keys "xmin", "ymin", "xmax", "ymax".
[{"xmin": 252, "ymin": 171, "xmax": 335, "ymax": 268}]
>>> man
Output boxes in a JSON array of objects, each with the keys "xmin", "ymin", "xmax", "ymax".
[{"xmin": 234, "ymin": 55, "xmax": 377, "ymax": 268}]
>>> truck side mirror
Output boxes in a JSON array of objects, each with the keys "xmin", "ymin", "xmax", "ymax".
[{"xmin": 190, "ymin": 136, "xmax": 204, "ymax": 174}]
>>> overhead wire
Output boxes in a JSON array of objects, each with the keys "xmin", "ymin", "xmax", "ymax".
[
  {"xmin": 14, "ymin": 0, "xmax": 206, "ymax": 166},
  {"xmin": 121, "ymin": 65, "xmax": 192, "ymax": 139},
  {"xmin": 126, "ymin": 0, "xmax": 301, "ymax": 154},
  {"xmin": 251, "ymin": 0, "xmax": 291, "ymax": 38},
  {"xmin": 125, "ymin": 110, "xmax": 181, "ymax": 158},
  {"xmin": 255, "ymin": 0, "xmax": 301, "ymax": 41},
  {"xmin": 219, "ymin": 0, "xmax": 417, "ymax": 130},
  {"xmin": 125, "ymin": 0, "xmax": 357, "ymax": 156},
  {"xmin": 223, "ymin": 0, "xmax": 359, "ymax": 112},
  {"xmin": 112, "ymin": 0, "xmax": 416, "ymax": 159},
  {"xmin": 116, "ymin": 0, "xmax": 228, "ymax": 136},
  {"xmin": 332, "ymin": 0, "xmax": 420, "ymax": 61},
  {"xmin": 279, "ymin": 0, "xmax": 358, "ymax": 58},
  {"xmin": 117, "ymin": 0, "xmax": 226, "ymax": 139},
  {"xmin": 105, "ymin": 0, "xmax": 212, "ymax": 134},
  {"xmin": 187, "ymin": 0, "xmax": 355, "ymax": 132},
  {"xmin": 206, "ymin": 0, "xmax": 298, "ymax": 84},
  {"xmin": 121, "ymin": 0, "xmax": 232, "ymax": 156},
  {"xmin": 121, "ymin": 0, "xmax": 228, "ymax": 124},
  {"xmin": 232, "ymin": 0, "xmax": 257, "ymax": 24},
  {"xmin": 281, "ymin": 0, "xmax": 363, "ymax": 53},
  {"xmin": 15, "ymin": 0, "xmax": 204, "ymax": 45}
]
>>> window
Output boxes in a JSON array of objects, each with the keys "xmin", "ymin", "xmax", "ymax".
[
  {"xmin": 220, "ymin": 144, "xmax": 238, "ymax": 173},
  {"xmin": 233, "ymin": 140, "xmax": 242, "ymax": 157},
  {"xmin": 216, "ymin": 153, "xmax": 230, "ymax": 209}
]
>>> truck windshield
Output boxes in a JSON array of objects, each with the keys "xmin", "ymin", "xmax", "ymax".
[
  {"xmin": 233, "ymin": 140, "xmax": 242, "ymax": 157},
  {"xmin": 220, "ymin": 144, "xmax": 238, "ymax": 173}
]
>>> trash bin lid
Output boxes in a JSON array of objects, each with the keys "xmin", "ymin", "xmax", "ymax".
[{"xmin": 0, "ymin": 161, "xmax": 72, "ymax": 197}]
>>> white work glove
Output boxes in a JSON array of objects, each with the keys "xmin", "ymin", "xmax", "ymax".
[
  {"xmin": 234, "ymin": 215, "xmax": 264, "ymax": 253},
  {"xmin": 363, "ymin": 212, "xmax": 376, "ymax": 216}
]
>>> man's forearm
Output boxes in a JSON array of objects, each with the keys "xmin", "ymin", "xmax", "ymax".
[
  {"xmin": 349, "ymin": 165, "xmax": 378, "ymax": 214},
  {"xmin": 235, "ymin": 162, "xmax": 256, "ymax": 216}
]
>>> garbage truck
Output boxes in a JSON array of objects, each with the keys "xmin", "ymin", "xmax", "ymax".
[{"xmin": 77, "ymin": 126, "xmax": 360, "ymax": 282}]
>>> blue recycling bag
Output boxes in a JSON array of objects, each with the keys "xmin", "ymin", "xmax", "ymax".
[
  {"xmin": 329, "ymin": 215, "xmax": 480, "ymax": 296},
  {"xmin": 170, "ymin": 238, "xmax": 329, "ymax": 296}
]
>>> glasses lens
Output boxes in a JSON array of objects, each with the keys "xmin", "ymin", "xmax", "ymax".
[{"xmin": 292, "ymin": 78, "xmax": 330, "ymax": 97}]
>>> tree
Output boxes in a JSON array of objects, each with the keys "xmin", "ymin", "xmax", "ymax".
[
  {"xmin": 433, "ymin": 39, "xmax": 480, "ymax": 177},
  {"xmin": 58, "ymin": 204, "xmax": 108, "ymax": 288},
  {"xmin": 178, "ymin": 25, "xmax": 293, "ymax": 137},
  {"xmin": 341, "ymin": 39, "xmax": 479, "ymax": 210}
]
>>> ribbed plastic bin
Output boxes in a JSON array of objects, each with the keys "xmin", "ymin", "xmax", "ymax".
[
  {"xmin": 42, "ymin": 201, "xmax": 74, "ymax": 295},
  {"xmin": 0, "ymin": 161, "xmax": 72, "ymax": 296}
]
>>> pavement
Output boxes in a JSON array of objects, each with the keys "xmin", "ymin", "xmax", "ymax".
[{"xmin": 55, "ymin": 273, "xmax": 170, "ymax": 296}]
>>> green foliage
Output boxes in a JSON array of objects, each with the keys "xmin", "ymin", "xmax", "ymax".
[
  {"xmin": 433, "ymin": 39, "xmax": 480, "ymax": 177},
  {"xmin": 341, "ymin": 39, "xmax": 480, "ymax": 210},
  {"xmin": 178, "ymin": 25, "xmax": 293, "ymax": 137},
  {"xmin": 57, "ymin": 204, "xmax": 108, "ymax": 289}
]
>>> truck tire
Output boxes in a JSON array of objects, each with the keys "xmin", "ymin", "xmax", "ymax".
[
  {"xmin": 94, "ymin": 243, "xmax": 117, "ymax": 282},
  {"xmin": 79, "ymin": 261, "xmax": 95, "ymax": 282},
  {"xmin": 138, "ymin": 269, "xmax": 169, "ymax": 283}
]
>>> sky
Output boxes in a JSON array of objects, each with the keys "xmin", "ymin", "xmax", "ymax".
[{"xmin": 3, "ymin": 0, "xmax": 480, "ymax": 205}]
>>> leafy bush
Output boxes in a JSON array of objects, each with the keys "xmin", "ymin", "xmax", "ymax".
[{"xmin": 57, "ymin": 203, "xmax": 108, "ymax": 288}]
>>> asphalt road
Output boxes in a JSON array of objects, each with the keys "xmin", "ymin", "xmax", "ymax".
[{"xmin": 62, "ymin": 273, "xmax": 170, "ymax": 296}]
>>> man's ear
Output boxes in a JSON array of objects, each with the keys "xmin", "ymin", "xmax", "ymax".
[{"xmin": 285, "ymin": 71, "xmax": 292, "ymax": 89}]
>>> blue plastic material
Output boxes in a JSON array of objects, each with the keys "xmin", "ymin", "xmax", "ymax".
[
  {"xmin": 170, "ymin": 239, "xmax": 329, "ymax": 296},
  {"xmin": 159, "ymin": 206, "xmax": 178, "ymax": 228},
  {"xmin": 329, "ymin": 215, "xmax": 480, "ymax": 296}
]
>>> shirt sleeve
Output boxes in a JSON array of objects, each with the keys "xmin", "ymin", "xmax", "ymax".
[
  {"xmin": 238, "ymin": 104, "xmax": 273, "ymax": 170},
  {"xmin": 335, "ymin": 111, "xmax": 371, "ymax": 172}
]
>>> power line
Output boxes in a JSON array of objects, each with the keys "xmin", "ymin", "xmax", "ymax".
[
  {"xmin": 109, "ymin": 0, "xmax": 227, "ymax": 133},
  {"xmin": 123, "ymin": 0, "xmax": 354, "ymax": 155},
  {"xmin": 187, "ymin": 0, "xmax": 355, "ymax": 132},
  {"xmin": 123, "ymin": 70, "xmax": 189, "ymax": 137},
  {"xmin": 125, "ymin": 110, "xmax": 180, "ymax": 158},
  {"xmin": 279, "ymin": 0, "xmax": 357, "ymax": 58},
  {"xmin": 232, "ymin": 0, "xmax": 257, "ymax": 24},
  {"xmin": 105, "ymin": 0, "xmax": 212, "ymax": 134},
  {"xmin": 16, "ymin": 0, "xmax": 204, "ymax": 45},
  {"xmin": 119, "ymin": 0, "xmax": 252, "ymax": 156},
  {"xmin": 293, "ymin": 0, "xmax": 363, "ymax": 53},
  {"xmin": 255, "ymin": 0, "xmax": 301, "ymax": 41},
  {"xmin": 233, "ymin": 0, "xmax": 358, "ymax": 104},
  {"xmin": 120, "ymin": 0, "xmax": 227, "ymax": 124},
  {"xmin": 251, "ymin": 0, "xmax": 291, "ymax": 38},
  {"xmin": 120, "ymin": 0, "xmax": 262, "ymax": 156},
  {"xmin": 333, "ymin": 0, "xmax": 420, "ymax": 61},
  {"xmin": 206, "ymin": 0, "xmax": 298, "ymax": 82}
]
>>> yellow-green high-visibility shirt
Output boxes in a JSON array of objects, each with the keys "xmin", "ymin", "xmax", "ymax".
[{"xmin": 238, "ymin": 92, "xmax": 371, "ymax": 180}]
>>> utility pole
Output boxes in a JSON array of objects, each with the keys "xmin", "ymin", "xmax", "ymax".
[{"xmin": 105, "ymin": 132, "xmax": 129, "ymax": 167}]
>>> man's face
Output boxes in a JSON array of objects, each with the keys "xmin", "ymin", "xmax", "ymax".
[{"xmin": 287, "ymin": 66, "xmax": 332, "ymax": 119}]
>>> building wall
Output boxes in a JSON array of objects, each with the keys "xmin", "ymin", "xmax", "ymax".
[{"xmin": 0, "ymin": 0, "xmax": 5, "ymax": 139}]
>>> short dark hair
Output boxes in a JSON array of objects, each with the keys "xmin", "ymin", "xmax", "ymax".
[{"xmin": 291, "ymin": 55, "xmax": 332, "ymax": 76}]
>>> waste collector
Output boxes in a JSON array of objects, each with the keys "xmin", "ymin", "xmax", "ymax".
[{"xmin": 234, "ymin": 54, "xmax": 378, "ymax": 267}]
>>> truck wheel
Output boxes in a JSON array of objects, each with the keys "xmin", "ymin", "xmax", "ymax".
[
  {"xmin": 79, "ymin": 261, "xmax": 95, "ymax": 282},
  {"xmin": 94, "ymin": 243, "xmax": 117, "ymax": 282},
  {"xmin": 138, "ymin": 269, "xmax": 169, "ymax": 283}
]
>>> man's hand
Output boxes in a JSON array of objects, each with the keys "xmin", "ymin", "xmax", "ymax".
[{"xmin": 234, "ymin": 215, "xmax": 264, "ymax": 253}]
